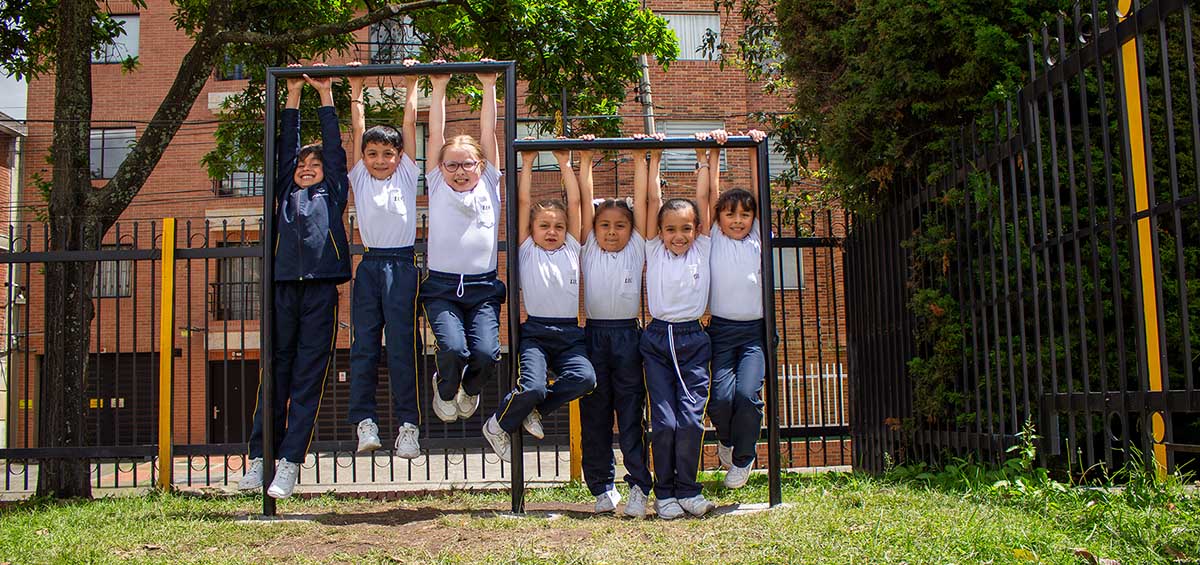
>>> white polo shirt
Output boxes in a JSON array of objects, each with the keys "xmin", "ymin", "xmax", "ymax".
[
  {"xmin": 645, "ymin": 234, "xmax": 711, "ymax": 322},
  {"xmin": 349, "ymin": 155, "xmax": 420, "ymax": 248},
  {"xmin": 519, "ymin": 234, "xmax": 581, "ymax": 319},
  {"xmin": 426, "ymin": 164, "xmax": 502, "ymax": 274},
  {"xmin": 709, "ymin": 222, "xmax": 763, "ymax": 321},
  {"xmin": 582, "ymin": 231, "xmax": 645, "ymax": 320}
]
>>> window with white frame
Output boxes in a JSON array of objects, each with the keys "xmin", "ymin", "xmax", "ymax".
[
  {"xmin": 767, "ymin": 134, "xmax": 795, "ymax": 180},
  {"xmin": 92, "ymin": 15, "xmax": 139, "ymax": 63},
  {"xmin": 214, "ymin": 242, "xmax": 262, "ymax": 321},
  {"xmin": 369, "ymin": 18, "xmax": 420, "ymax": 64},
  {"xmin": 663, "ymin": 13, "xmax": 720, "ymax": 61},
  {"xmin": 89, "ymin": 128, "xmax": 136, "ymax": 180},
  {"xmin": 93, "ymin": 245, "xmax": 133, "ymax": 298},
  {"xmin": 773, "ymin": 247, "xmax": 804, "ymax": 290},
  {"xmin": 215, "ymin": 170, "xmax": 264, "ymax": 197},
  {"xmin": 657, "ymin": 120, "xmax": 726, "ymax": 172},
  {"xmin": 516, "ymin": 122, "xmax": 558, "ymax": 170}
]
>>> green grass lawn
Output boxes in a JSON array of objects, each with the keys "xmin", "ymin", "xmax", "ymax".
[{"xmin": 0, "ymin": 470, "xmax": 1196, "ymax": 564}]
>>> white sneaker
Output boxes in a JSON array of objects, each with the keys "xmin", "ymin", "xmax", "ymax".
[
  {"xmin": 482, "ymin": 415, "xmax": 511, "ymax": 463},
  {"xmin": 623, "ymin": 487, "xmax": 649, "ymax": 518},
  {"xmin": 594, "ymin": 489, "xmax": 621, "ymax": 514},
  {"xmin": 237, "ymin": 458, "xmax": 263, "ymax": 490},
  {"xmin": 266, "ymin": 460, "xmax": 300, "ymax": 499},
  {"xmin": 356, "ymin": 419, "xmax": 383, "ymax": 453},
  {"xmin": 678, "ymin": 494, "xmax": 716, "ymax": 517},
  {"xmin": 655, "ymin": 497, "xmax": 685, "ymax": 520},
  {"xmin": 431, "ymin": 375, "xmax": 458, "ymax": 423},
  {"xmin": 522, "ymin": 410, "xmax": 544, "ymax": 440},
  {"xmin": 455, "ymin": 388, "xmax": 480, "ymax": 419},
  {"xmin": 717, "ymin": 443, "xmax": 733, "ymax": 469},
  {"xmin": 724, "ymin": 458, "xmax": 754, "ymax": 489},
  {"xmin": 394, "ymin": 423, "xmax": 421, "ymax": 459}
]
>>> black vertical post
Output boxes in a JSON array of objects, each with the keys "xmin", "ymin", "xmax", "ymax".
[
  {"xmin": 755, "ymin": 141, "xmax": 781, "ymax": 506},
  {"xmin": 504, "ymin": 63, "xmax": 525, "ymax": 514},
  {"xmin": 260, "ymin": 71, "xmax": 278, "ymax": 517}
]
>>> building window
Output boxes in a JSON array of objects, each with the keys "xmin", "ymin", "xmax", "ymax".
[
  {"xmin": 93, "ymin": 245, "xmax": 133, "ymax": 298},
  {"xmin": 214, "ymin": 171, "xmax": 264, "ymax": 197},
  {"xmin": 92, "ymin": 15, "xmax": 139, "ymax": 64},
  {"xmin": 663, "ymin": 13, "xmax": 720, "ymax": 61},
  {"xmin": 773, "ymin": 247, "xmax": 804, "ymax": 290},
  {"xmin": 657, "ymin": 120, "xmax": 726, "ymax": 172},
  {"xmin": 90, "ymin": 128, "xmax": 136, "ymax": 180},
  {"xmin": 213, "ymin": 245, "xmax": 261, "ymax": 321},
  {"xmin": 515, "ymin": 122, "xmax": 558, "ymax": 171},
  {"xmin": 767, "ymin": 134, "xmax": 794, "ymax": 180},
  {"xmin": 369, "ymin": 18, "xmax": 420, "ymax": 64},
  {"xmin": 216, "ymin": 54, "xmax": 247, "ymax": 81}
]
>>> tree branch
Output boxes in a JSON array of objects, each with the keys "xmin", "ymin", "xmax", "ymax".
[{"xmin": 216, "ymin": 0, "xmax": 457, "ymax": 48}]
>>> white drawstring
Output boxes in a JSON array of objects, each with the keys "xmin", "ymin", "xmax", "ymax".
[
  {"xmin": 456, "ymin": 274, "xmax": 465, "ymax": 298},
  {"xmin": 667, "ymin": 324, "xmax": 697, "ymax": 403}
]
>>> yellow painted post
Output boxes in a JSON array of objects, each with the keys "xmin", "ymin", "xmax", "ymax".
[
  {"xmin": 157, "ymin": 218, "xmax": 177, "ymax": 490},
  {"xmin": 1118, "ymin": 0, "xmax": 1167, "ymax": 478}
]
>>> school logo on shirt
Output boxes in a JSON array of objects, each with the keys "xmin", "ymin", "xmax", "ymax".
[{"xmin": 689, "ymin": 264, "xmax": 700, "ymax": 281}]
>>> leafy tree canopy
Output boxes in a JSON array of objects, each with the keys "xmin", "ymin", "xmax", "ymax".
[{"xmin": 716, "ymin": 0, "xmax": 1070, "ymax": 212}]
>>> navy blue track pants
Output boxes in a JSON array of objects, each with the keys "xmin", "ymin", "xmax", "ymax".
[
  {"xmin": 639, "ymin": 319, "xmax": 711, "ymax": 500},
  {"xmin": 580, "ymin": 319, "xmax": 652, "ymax": 497},
  {"xmin": 495, "ymin": 317, "xmax": 596, "ymax": 433},
  {"xmin": 249, "ymin": 281, "xmax": 339, "ymax": 464},
  {"xmin": 420, "ymin": 270, "xmax": 506, "ymax": 402},
  {"xmin": 348, "ymin": 246, "xmax": 421, "ymax": 427},
  {"xmin": 706, "ymin": 316, "xmax": 767, "ymax": 468}
]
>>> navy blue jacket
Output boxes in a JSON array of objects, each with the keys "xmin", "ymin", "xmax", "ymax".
[{"xmin": 273, "ymin": 106, "xmax": 352, "ymax": 283}]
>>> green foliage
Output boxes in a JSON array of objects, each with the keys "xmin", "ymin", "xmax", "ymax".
[
  {"xmin": 720, "ymin": 0, "xmax": 1071, "ymax": 212},
  {"xmin": 0, "ymin": 0, "xmax": 148, "ymax": 80},
  {"xmin": 902, "ymin": 184, "xmax": 967, "ymax": 423},
  {"xmin": 206, "ymin": 0, "xmax": 678, "ymax": 178}
]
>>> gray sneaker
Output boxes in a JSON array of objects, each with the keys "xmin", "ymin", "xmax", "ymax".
[
  {"xmin": 394, "ymin": 422, "xmax": 421, "ymax": 459},
  {"xmin": 266, "ymin": 460, "xmax": 300, "ymax": 499},
  {"xmin": 678, "ymin": 494, "xmax": 716, "ymax": 517},
  {"xmin": 522, "ymin": 410, "xmax": 544, "ymax": 440},
  {"xmin": 594, "ymin": 488, "xmax": 621, "ymax": 514},
  {"xmin": 431, "ymin": 375, "xmax": 458, "ymax": 423},
  {"xmin": 455, "ymin": 388, "xmax": 480, "ymax": 419},
  {"xmin": 356, "ymin": 419, "xmax": 383, "ymax": 453},
  {"xmin": 482, "ymin": 415, "xmax": 511, "ymax": 462},
  {"xmin": 623, "ymin": 488, "xmax": 649, "ymax": 518},
  {"xmin": 237, "ymin": 458, "xmax": 264, "ymax": 490},
  {"xmin": 655, "ymin": 497, "xmax": 685, "ymax": 520},
  {"xmin": 717, "ymin": 443, "xmax": 733, "ymax": 469},
  {"xmin": 724, "ymin": 458, "xmax": 754, "ymax": 489}
]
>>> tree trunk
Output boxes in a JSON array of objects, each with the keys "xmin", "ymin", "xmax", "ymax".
[{"xmin": 36, "ymin": 0, "xmax": 97, "ymax": 499}]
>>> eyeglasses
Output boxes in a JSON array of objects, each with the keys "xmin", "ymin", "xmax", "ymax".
[{"xmin": 441, "ymin": 160, "xmax": 480, "ymax": 173}]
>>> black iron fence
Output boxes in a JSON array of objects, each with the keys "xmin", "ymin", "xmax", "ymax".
[
  {"xmin": 847, "ymin": 0, "xmax": 1200, "ymax": 476},
  {"xmin": 0, "ymin": 195, "xmax": 848, "ymax": 495}
]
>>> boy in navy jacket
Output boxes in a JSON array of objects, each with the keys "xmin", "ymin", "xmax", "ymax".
[{"xmin": 240, "ymin": 65, "xmax": 351, "ymax": 498}]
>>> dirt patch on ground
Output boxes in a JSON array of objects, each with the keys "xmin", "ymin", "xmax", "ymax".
[{"xmin": 254, "ymin": 500, "xmax": 618, "ymax": 562}]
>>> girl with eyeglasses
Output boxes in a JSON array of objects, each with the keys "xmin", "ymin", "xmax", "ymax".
[{"xmin": 420, "ymin": 62, "xmax": 507, "ymax": 426}]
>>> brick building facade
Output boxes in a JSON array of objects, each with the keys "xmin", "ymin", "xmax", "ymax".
[{"xmin": 8, "ymin": 0, "xmax": 847, "ymax": 462}]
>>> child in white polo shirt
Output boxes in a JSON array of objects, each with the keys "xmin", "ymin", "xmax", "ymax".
[{"xmin": 482, "ymin": 143, "xmax": 596, "ymax": 462}]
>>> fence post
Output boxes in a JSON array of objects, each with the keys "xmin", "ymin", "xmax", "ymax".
[
  {"xmin": 156, "ymin": 218, "xmax": 177, "ymax": 491},
  {"xmin": 1117, "ymin": 0, "xmax": 1167, "ymax": 478}
]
